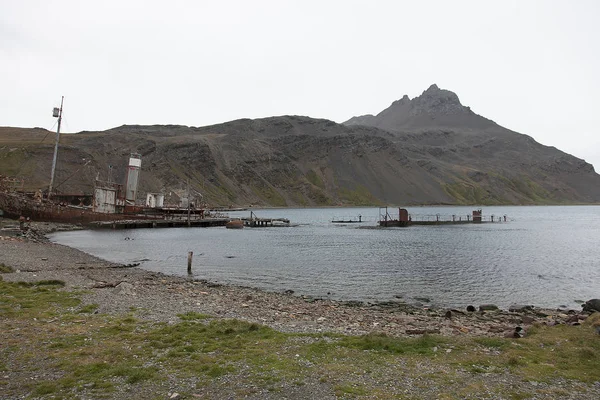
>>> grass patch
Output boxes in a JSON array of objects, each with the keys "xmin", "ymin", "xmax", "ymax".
[
  {"xmin": 0, "ymin": 279, "xmax": 79, "ymax": 318},
  {"xmin": 473, "ymin": 337, "xmax": 511, "ymax": 350},
  {"xmin": 339, "ymin": 333, "xmax": 448, "ymax": 355},
  {"xmin": 0, "ymin": 263, "xmax": 14, "ymax": 273},
  {"xmin": 177, "ymin": 311, "xmax": 212, "ymax": 321},
  {"xmin": 335, "ymin": 383, "xmax": 368, "ymax": 396},
  {"xmin": 31, "ymin": 381, "xmax": 58, "ymax": 396},
  {"xmin": 17, "ymin": 279, "xmax": 66, "ymax": 287},
  {"xmin": 443, "ymin": 182, "xmax": 505, "ymax": 205},
  {"xmin": 338, "ymin": 185, "xmax": 380, "ymax": 206},
  {"xmin": 306, "ymin": 169, "xmax": 325, "ymax": 188},
  {"xmin": 78, "ymin": 303, "xmax": 99, "ymax": 314},
  {"xmin": 251, "ymin": 183, "xmax": 287, "ymax": 207}
]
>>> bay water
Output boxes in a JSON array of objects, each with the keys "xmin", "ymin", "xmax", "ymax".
[{"xmin": 49, "ymin": 206, "xmax": 600, "ymax": 309}]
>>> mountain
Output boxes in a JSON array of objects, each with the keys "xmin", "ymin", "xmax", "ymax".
[
  {"xmin": 1, "ymin": 85, "xmax": 600, "ymax": 207},
  {"xmin": 344, "ymin": 84, "xmax": 496, "ymax": 131}
]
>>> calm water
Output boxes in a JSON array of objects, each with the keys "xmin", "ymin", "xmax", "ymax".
[{"xmin": 49, "ymin": 206, "xmax": 600, "ymax": 309}]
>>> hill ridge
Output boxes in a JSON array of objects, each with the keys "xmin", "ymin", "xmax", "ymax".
[{"xmin": 1, "ymin": 85, "xmax": 599, "ymax": 207}]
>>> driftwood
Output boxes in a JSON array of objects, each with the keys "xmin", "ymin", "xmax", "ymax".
[
  {"xmin": 91, "ymin": 280, "xmax": 123, "ymax": 289},
  {"xmin": 106, "ymin": 263, "xmax": 140, "ymax": 269}
]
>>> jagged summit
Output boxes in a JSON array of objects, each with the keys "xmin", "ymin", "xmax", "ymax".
[
  {"xmin": 412, "ymin": 83, "xmax": 464, "ymax": 115},
  {"xmin": 421, "ymin": 83, "xmax": 461, "ymax": 103},
  {"xmin": 344, "ymin": 84, "xmax": 495, "ymax": 131}
]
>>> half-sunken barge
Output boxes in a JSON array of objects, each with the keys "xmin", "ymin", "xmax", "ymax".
[{"xmin": 378, "ymin": 207, "xmax": 507, "ymax": 227}]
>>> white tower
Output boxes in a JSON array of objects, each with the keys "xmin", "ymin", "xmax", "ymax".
[{"xmin": 125, "ymin": 153, "xmax": 141, "ymax": 205}]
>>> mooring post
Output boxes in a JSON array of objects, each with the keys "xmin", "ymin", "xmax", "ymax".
[{"xmin": 187, "ymin": 251, "xmax": 193, "ymax": 274}]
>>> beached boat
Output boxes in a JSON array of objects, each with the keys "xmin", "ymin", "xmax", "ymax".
[{"xmin": 225, "ymin": 219, "xmax": 244, "ymax": 229}]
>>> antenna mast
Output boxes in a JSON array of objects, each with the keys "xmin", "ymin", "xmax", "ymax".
[{"xmin": 48, "ymin": 96, "xmax": 64, "ymax": 199}]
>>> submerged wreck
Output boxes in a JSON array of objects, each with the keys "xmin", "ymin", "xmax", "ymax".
[{"xmin": 378, "ymin": 207, "xmax": 507, "ymax": 227}]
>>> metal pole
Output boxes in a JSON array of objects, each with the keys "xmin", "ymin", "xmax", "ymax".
[{"xmin": 48, "ymin": 96, "xmax": 64, "ymax": 199}]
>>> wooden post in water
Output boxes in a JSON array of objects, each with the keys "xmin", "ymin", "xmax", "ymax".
[{"xmin": 187, "ymin": 251, "xmax": 193, "ymax": 274}]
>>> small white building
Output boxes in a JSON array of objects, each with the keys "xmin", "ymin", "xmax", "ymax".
[{"xmin": 146, "ymin": 193, "xmax": 165, "ymax": 208}]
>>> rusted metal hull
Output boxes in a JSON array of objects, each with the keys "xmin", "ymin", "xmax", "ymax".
[
  {"xmin": 378, "ymin": 220, "xmax": 410, "ymax": 227},
  {"xmin": 225, "ymin": 220, "xmax": 244, "ymax": 229},
  {"xmin": 0, "ymin": 191, "xmax": 159, "ymax": 225}
]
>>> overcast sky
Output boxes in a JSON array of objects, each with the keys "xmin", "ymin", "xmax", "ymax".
[{"xmin": 2, "ymin": 0, "xmax": 599, "ymax": 170}]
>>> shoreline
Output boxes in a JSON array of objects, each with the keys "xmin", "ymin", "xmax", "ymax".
[{"xmin": 0, "ymin": 220, "xmax": 589, "ymax": 338}]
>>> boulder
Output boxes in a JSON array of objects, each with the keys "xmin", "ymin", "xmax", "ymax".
[
  {"xmin": 582, "ymin": 299, "xmax": 600, "ymax": 313},
  {"xmin": 509, "ymin": 304, "xmax": 534, "ymax": 312},
  {"xmin": 504, "ymin": 326, "xmax": 526, "ymax": 338},
  {"xmin": 115, "ymin": 282, "xmax": 134, "ymax": 296}
]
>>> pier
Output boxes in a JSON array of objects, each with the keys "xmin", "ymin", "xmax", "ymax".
[
  {"xmin": 90, "ymin": 217, "xmax": 230, "ymax": 229},
  {"xmin": 378, "ymin": 207, "xmax": 507, "ymax": 227},
  {"xmin": 332, "ymin": 214, "xmax": 363, "ymax": 223}
]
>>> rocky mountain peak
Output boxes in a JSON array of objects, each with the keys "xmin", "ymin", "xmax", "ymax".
[
  {"xmin": 414, "ymin": 83, "xmax": 463, "ymax": 113},
  {"xmin": 424, "ymin": 83, "xmax": 440, "ymax": 92},
  {"xmin": 343, "ymin": 84, "xmax": 494, "ymax": 131}
]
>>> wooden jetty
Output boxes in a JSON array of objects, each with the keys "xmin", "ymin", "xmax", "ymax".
[
  {"xmin": 242, "ymin": 211, "xmax": 290, "ymax": 227},
  {"xmin": 88, "ymin": 211, "xmax": 292, "ymax": 230},
  {"xmin": 379, "ymin": 207, "xmax": 507, "ymax": 227},
  {"xmin": 90, "ymin": 217, "xmax": 230, "ymax": 229},
  {"xmin": 332, "ymin": 215, "xmax": 364, "ymax": 223}
]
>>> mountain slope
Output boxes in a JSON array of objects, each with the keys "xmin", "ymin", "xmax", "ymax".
[
  {"xmin": 1, "ymin": 85, "xmax": 599, "ymax": 206},
  {"xmin": 343, "ymin": 84, "xmax": 600, "ymax": 204}
]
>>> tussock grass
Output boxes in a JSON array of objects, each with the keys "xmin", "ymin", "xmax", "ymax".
[{"xmin": 17, "ymin": 279, "xmax": 66, "ymax": 287}]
